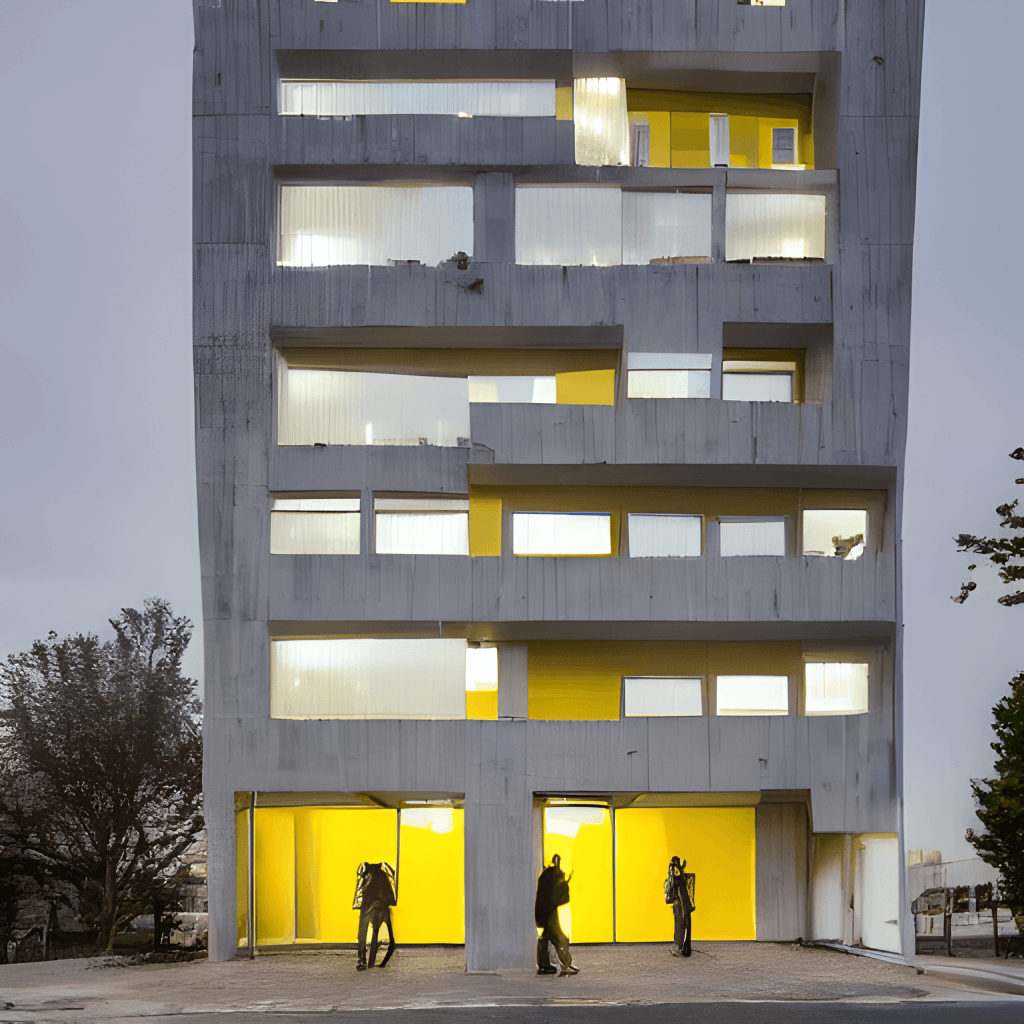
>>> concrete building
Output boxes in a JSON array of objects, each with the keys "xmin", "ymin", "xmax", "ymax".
[{"xmin": 193, "ymin": 0, "xmax": 924, "ymax": 966}]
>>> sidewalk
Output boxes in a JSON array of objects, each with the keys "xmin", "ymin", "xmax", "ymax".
[{"xmin": 2, "ymin": 942, "xmax": 1020, "ymax": 1021}]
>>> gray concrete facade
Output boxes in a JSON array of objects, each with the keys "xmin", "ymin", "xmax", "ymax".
[{"xmin": 193, "ymin": 0, "xmax": 924, "ymax": 968}]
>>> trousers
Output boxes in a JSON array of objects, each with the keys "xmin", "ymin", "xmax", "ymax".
[
  {"xmin": 673, "ymin": 901, "xmax": 692, "ymax": 957},
  {"xmin": 537, "ymin": 910, "xmax": 572, "ymax": 970},
  {"xmin": 357, "ymin": 902, "xmax": 395, "ymax": 968}
]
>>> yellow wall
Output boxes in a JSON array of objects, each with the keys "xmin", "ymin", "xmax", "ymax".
[
  {"xmin": 555, "ymin": 368, "xmax": 615, "ymax": 406},
  {"xmin": 251, "ymin": 806, "xmax": 465, "ymax": 945},
  {"xmin": 543, "ymin": 807, "xmax": 614, "ymax": 942},
  {"xmin": 615, "ymin": 807, "xmax": 756, "ymax": 941},
  {"xmin": 527, "ymin": 640, "xmax": 804, "ymax": 721},
  {"xmin": 468, "ymin": 495, "xmax": 502, "ymax": 556},
  {"xmin": 394, "ymin": 809, "xmax": 465, "ymax": 943},
  {"xmin": 236, "ymin": 809, "xmax": 249, "ymax": 946},
  {"xmin": 466, "ymin": 690, "xmax": 498, "ymax": 720}
]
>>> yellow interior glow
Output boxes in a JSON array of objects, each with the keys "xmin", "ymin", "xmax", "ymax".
[
  {"xmin": 394, "ymin": 808, "xmax": 465, "ymax": 942},
  {"xmin": 543, "ymin": 806, "xmax": 614, "ymax": 942}
]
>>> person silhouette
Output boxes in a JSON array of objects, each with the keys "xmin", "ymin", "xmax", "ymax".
[
  {"xmin": 534, "ymin": 853, "xmax": 578, "ymax": 976},
  {"xmin": 666, "ymin": 855, "xmax": 694, "ymax": 957},
  {"xmin": 353, "ymin": 861, "xmax": 397, "ymax": 970}
]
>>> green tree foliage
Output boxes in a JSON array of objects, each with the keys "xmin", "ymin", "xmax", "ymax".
[
  {"xmin": 0, "ymin": 599, "xmax": 202, "ymax": 953},
  {"xmin": 952, "ymin": 447, "xmax": 1024, "ymax": 607},
  {"xmin": 966, "ymin": 671, "xmax": 1024, "ymax": 929}
]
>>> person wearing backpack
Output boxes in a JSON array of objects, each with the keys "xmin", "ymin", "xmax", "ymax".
[
  {"xmin": 353, "ymin": 861, "xmax": 398, "ymax": 970},
  {"xmin": 534, "ymin": 853, "xmax": 578, "ymax": 976},
  {"xmin": 665, "ymin": 855, "xmax": 694, "ymax": 957}
]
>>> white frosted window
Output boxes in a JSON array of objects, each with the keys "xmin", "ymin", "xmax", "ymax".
[
  {"xmin": 374, "ymin": 497, "xmax": 470, "ymax": 555},
  {"xmin": 709, "ymin": 115, "xmax": 729, "ymax": 167},
  {"xmin": 722, "ymin": 372, "xmax": 793, "ymax": 403},
  {"xmin": 279, "ymin": 185, "xmax": 473, "ymax": 267},
  {"xmin": 512, "ymin": 513, "xmax": 612, "ymax": 556},
  {"xmin": 716, "ymin": 675, "xmax": 789, "ymax": 716},
  {"xmin": 277, "ymin": 364, "xmax": 470, "ymax": 448},
  {"xmin": 574, "ymin": 77, "xmax": 629, "ymax": 167},
  {"xmin": 271, "ymin": 497, "xmax": 360, "ymax": 555},
  {"xmin": 803, "ymin": 509, "xmax": 868, "ymax": 560},
  {"xmin": 772, "ymin": 126, "xmax": 797, "ymax": 164},
  {"xmin": 516, "ymin": 188, "xmax": 622, "ymax": 266},
  {"xmin": 628, "ymin": 514, "xmax": 702, "ymax": 558},
  {"xmin": 271, "ymin": 638, "xmax": 468, "ymax": 719},
  {"xmin": 465, "ymin": 647, "xmax": 498, "ymax": 693},
  {"xmin": 544, "ymin": 805, "xmax": 607, "ymax": 840},
  {"xmin": 624, "ymin": 677, "xmax": 703, "ymax": 717},
  {"xmin": 725, "ymin": 193, "xmax": 826, "ymax": 262},
  {"xmin": 401, "ymin": 807, "xmax": 455, "ymax": 834},
  {"xmin": 804, "ymin": 663, "xmax": 869, "ymax": 716},
  {"xmin": 468, "ymin": 376, "xmax": 557, "ymax": 404},
  {"xmin": 627, "ymin": 352, "xmax": 712, "ymax": 399},
  {"xmin": 719, "ymin": 517, "xmax": 787, "ymax": 557},
  {"xmin": 280, "ymin": 80, "xmax": 556, "ymax": 117},
  {"xmin": 622, "ymin": 192, "xmax": 713, "ymax": 264}
]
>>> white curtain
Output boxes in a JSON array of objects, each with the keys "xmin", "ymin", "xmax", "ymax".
[
  {"xmin": 465, "ymin": 647, "xmax": 498, "ymax": 692},
  {"xmin": 804, "ymin": 663, "xmax": 869, "ymax": 715},
  {"xmin": 512, "ymin": 512, "xmax": 612, "ymax": 555},
  {"xmin": 622, "ymin": 192, "xmax": 713, "ymax": 264},
  {"xmin": 719, "ymin": 517, "xmax": 787, "ymax": 556},
  {"xmin": 271, "ymin": 512, "xmax": 360, "ymax": 555},
  {"xmin": 802, "ymin": 510, "xmax": 867, "ymax": 559},
  {"xmin": 467, "ymin": 376, "xmax": 557, "ymax": 403},
  {"xmin": 279, "ymin": 80, "xmax": 557, "ymax": 118},
  {"xmin": 716, "ymin": 675, "xmax": 789, "ymax": 716},
  {"xmin": 722, "ymin": 372, "xmax": 793, "ymax": 403},
  {"xmin": 375, "ymin": 513, "xmax": 470, "ymax": 555},
  {"xmin": 573, "ymin": 77, "xmax": 630, "ymax": 166},
  {"xmin": 270, "ymin": 638, "xmax": 467, "ymax": 719},
  {"xmin": 277, "ymin": 364, "xmax": 471, "ymax": 447},
  {"xmin": 515, "ymin": 187, "xmax": 622, "ymax": 266},
  {"xmin": 709, "ymin": 115, "xmax": 730, "ymax": 167},
  {"xmin": 628, "ymin": 514, "xmax": 702, "ymax": 557},
  {"xmin": 279, "ymin": 185, "xmax": 474, "ymax": 267},
  {"xmin": 623, "ymin": 677, "xmax": 703, "ymax": 717},
  {"xmin": 725, "ymin": 193, "xmax": 826, "ymax": 261}
]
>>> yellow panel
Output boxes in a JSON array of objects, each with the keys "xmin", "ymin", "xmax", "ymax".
[
  {"xmin": 543, "ymin": 808, "xmax": 614, "ymax": 942},
  {"xmin": 615, "ymin": 807, "xmax": 756, "ymax": 941},
  {"xmin": 630, "ymin": 111, "xmax": 671, "ymax": 167},
  {"xmin": 236, "ymin": 810, "xmax": 249, "ymax": 946},
  {"xmin": 393, "ymin": 809, "xmax": 465, "ymax": 943},
  {"xmin": 254, "ymin": 808, "xmax": 295, "ymax": 944},
  {"xmin": 555, "ymin": 86, "xmax": 573, "ymax": 120},
  {"xmin": 314, "ymin": 808, "xmax": 398, "ymax": 943},
  {"xmin": 757, "ymin": 117, "xmax": 802, "ymax": 170},
  {"xmin": 670, "ymin": 111, "xmax": 710, "ymax": 168},
  {"xmin": 555, "ymin": 369, "xmax": 615, "ymax": 406},
  {"xmin": 729, "ymin": 114, "xmax": 759, "ymax": 168},
  {"xmin": 469, "ymin": 494, "xmax": 502, "ymax": 556},
  {"xmin": 466, "ymin": 689, "xmax": 498, "ymax": 720},
  {"xmin": 295, "ymin": 809, "xmax": 321, "ymax": 939}
]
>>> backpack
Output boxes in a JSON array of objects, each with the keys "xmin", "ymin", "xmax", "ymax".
[{"xmin": 664, "ymin": 873, "xmax": 676, "ymax": 904}]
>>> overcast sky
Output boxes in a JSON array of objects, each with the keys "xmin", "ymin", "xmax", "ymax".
[{"xmin": 0, "ymin": 1, "xmax": 1021, "ymax": 863}]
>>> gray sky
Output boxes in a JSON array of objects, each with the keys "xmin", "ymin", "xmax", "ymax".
[{"xmin": 0, "ymin": 1, "xmax": 1020, "ymax": 863}]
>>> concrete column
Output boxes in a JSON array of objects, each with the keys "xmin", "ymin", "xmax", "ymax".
[
  {"xmin": 473, "ymin": 172, "xmax": 516, "ymax": 264},
  {"xmin": 205, "ymin": 788, "xmax": 239, "ymax": 962},
  {"xmin": 497, "ymin": 645, "xmax": 528, "ymax": 719}
]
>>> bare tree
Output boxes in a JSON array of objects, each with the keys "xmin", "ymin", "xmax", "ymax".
[
  {"xmin": 952, "ymin": 447, "xmax": 1024, "ymax": 607},
  {"xmin": 0, "ymin": 599, "xmax": 202, "ymax": 953}
]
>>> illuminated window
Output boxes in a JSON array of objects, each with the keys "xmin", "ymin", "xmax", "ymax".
[
  {"xmin": 627, "ymin": 353, "xmax": 712, "ymax": 398},
  {"xmin": 719, "ymin": 516, "xmax": 787, "ymax": 556},
  {"xmin": 716, "ymin": 675, "xmax": 789, "ymax": 716},
  {"xmin": 512, "ymin": 512, "xmax": 612, "ymax": 556},
  {"xmin": 624, "ymin": 677, "xmax": 703, "ymax": 717},
  {"xmin": 722, "ymin": 360, "xmax": 796, "ymax": 402},
  {"xmin": 709, "ymin": 114, "xmax": 729, "ymax": 167},
  {"xmin": 574, "ymin": 78, "xmax": 630, "ymax": 167},
  {"xmin": 280, "ymin": 80, "xmax": 555, "ymax": 117},
  {"xmin": 270, "ymin": 638, "xmax": 468, "ymax": 719},
  {"xmin": 628, "ymin": 514, "xmax": 702, "ymax": 557},
  {"xmin": 802, "ymin": 509, "xmax": 867, "ymax": 560},
  {"xmin": 543, "ymin": 805, "xmax": 613, "ymax": 942},
  {"xmin": 277, "ymin": 364, "xmax": 470, "ymax": 448},
  {"xmin": 465, "ymin": 646, "xmax": 498, "ymax": 720},
  {"xmin": 374, "ymin": 498, "xmax": 470, "ymax": 555},
  {"xmin": 271, "ymin": 497, "xmax": 360, "ymax": 555},
  {"xmin": 804, "ymin": 663, "xmax": 869, "ymax": 716},
  {"xmin": 515, "ymin": 188, "xmax": 712, "ymax": 266},
  {"xmin": 725, "ymin": 193, "xmax": 825, "ymax": 262},
  {"xmin": 278, "ymin": 185, "xmax": 473, "ymax": 267},
  {"xmin": 468, "ymin": 376, "xmax": 556, "ymax": 403}
]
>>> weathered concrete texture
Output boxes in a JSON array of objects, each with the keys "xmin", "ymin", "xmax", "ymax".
[{"xmin": 193, "ymin": 0, "xmax": 923, "ymax": 971}]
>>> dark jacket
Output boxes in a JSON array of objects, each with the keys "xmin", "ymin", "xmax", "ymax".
[
  {"xmin": 352, "ymin": 862, "xmax": 398, "ymax": 911},
  {"xmin": 535, "ymin": 864, "xmax": 570, "ymax": 927}
]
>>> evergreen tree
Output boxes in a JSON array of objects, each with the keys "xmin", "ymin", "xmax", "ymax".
[{"xmin": 0, "ymin": 599, "xmax": 202, "ymax": 953}]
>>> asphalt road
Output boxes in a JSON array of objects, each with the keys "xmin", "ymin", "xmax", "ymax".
[{"xmin": 128, "ymin": 1002, "xmax": 1024, "ymax": 1024}]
